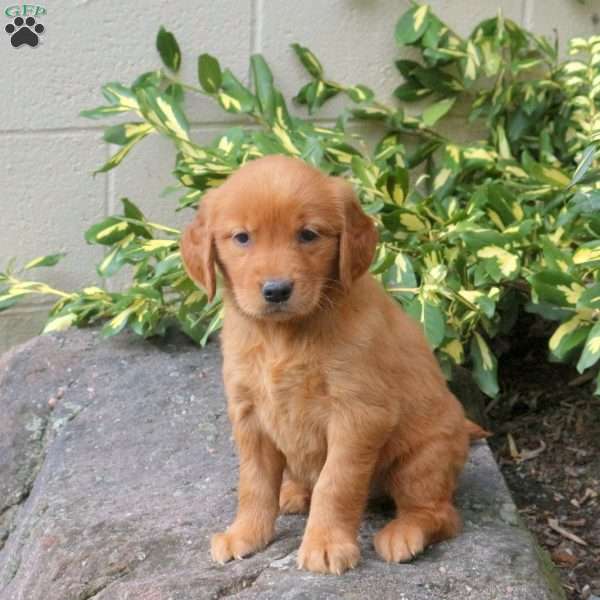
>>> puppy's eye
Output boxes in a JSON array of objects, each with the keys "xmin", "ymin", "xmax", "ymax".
[
  {"xmin": 298, "ymin": 228, "xmax": 319, "ymax": 243},
  {"xmin": 232, "ymin": 231, "xmax": 250, "ymax": 246}
]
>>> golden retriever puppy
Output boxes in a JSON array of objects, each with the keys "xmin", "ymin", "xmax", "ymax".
[{"xmin": 181, "ymin": 154, "xmax": 471, "ymax": 575}]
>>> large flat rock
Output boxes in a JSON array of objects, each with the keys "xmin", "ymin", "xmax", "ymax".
[{"xmin": 0, "ymin": 329, "xmax": 564, "ymax": 599}]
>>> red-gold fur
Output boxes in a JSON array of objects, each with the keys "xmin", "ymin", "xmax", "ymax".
[{"xmin": 181, "ymin": 155, "xmax": 470, "ymax": 574}]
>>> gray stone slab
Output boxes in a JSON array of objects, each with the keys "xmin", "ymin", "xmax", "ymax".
[{"xmin": 0, "ymin": 329, "xmax": 564, "ymax": 600}]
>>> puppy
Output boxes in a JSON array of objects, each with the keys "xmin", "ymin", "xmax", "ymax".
[{"xmin": 181, "ymin": 154, "xmax": 471, "ymax": 574}]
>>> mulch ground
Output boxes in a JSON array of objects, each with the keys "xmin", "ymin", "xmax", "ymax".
[{"xmin": 488, "ymin": 328, "xmax": 600, "ymax": 600}]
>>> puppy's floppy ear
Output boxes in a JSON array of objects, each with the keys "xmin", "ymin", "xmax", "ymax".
[
  {"xmin": 180, "ymin": 190, "xmax": 217, "ymax": 301},
  {"xmin": 331, "ymin": 177, "xmax": 379, "ymax": 290}
]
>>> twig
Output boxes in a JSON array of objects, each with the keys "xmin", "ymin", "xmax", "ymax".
[
  {"xmin": 568, "ymin": 366, "xmax": 599, "ymax": 387},
  {"xmin": 547, "ymin": 518, "xmax": 588, "ymax": 546}
]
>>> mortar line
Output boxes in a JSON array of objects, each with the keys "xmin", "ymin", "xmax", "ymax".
[
  {"xmin": 0, "ymin": 300, "xmax": 55, "ymax": 314},
  {"xmin": 248, "ymin": 0, "xmax": 258, "ymax": 85},
  {"xmin": 101, "ymin": 142, "xmax": 112, "ymax": 290},
  {"xmin": 249, "ymin": 0, "xmax": 256, "ymax": 59},
  {"xmin": 103, "ymin": 144, "xmax": 116, "ymax": 292},
  {"xmin": 107, "ymin": 144, "xmax": 116, "ymax": 216},
  {"xmin": 0, "ymin": 119, "xmax": 250, "ymax": 136},
  {"xmin": 0, "ymin": 125, "xmax": 106, "ymax": 136},
  {"xmin": 252, "ymin": 0, "xmax": 263, "ymax": 55},
  {"xmin": 0, "ymin": 115, "xmax": 336, "ymax": 138},
  {"xmin": 521, "ymin": 0, "xmax": 534, "ymax": 30}
]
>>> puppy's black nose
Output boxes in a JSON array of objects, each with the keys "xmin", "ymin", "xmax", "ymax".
[{"xmin": 262, "ymin": 279, "xmax": 293, "ymax": 303}]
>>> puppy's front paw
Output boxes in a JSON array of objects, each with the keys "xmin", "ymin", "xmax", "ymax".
[
  {"xmin": 374, "ymin": 519, "xmax": 425, "ymax": 563},
  {"xmin": 211, "ymin": 527, "xmax": 270, "ymax": 564},
  {"xmin": 297, "ymin": 530, "xmax": 360, "ymax": 575}
]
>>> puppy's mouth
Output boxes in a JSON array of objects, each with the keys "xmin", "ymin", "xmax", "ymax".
[
  {"xmin": 264, "ymin": 303, "xmax": 287, "ymax": 312},
  {"xmin": 261, "ymin": 302, "xmax": 293, "ymax": 318}
]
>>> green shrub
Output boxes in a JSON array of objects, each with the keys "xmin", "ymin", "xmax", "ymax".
[{"xmin": 2, "ymin": 5, "xmax": 600, "ymax": 397}]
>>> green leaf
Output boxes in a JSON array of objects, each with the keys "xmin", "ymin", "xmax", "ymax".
[
  {"xmin": 386, "ymin": 166, "xmax": 409, "ymax": 205},
  {"xmin": 43, "ymin": 313, "xmax": 76, "ymax": 333},
  {"xmin": 121, "ymin": 198, "xmax": 145, "ymax": 221},
  {"xmin": 200, "ymin": 308, "xmax": 224, "ymax": 345},
  {"xmin": 177, "ymin": 189, "xmax": 203, "ymax": 210},
  {"xmin": 251, "ymin": 55, "xmax": 276, "ymax": 122},
  {"xmin": 422, "ymin": 97, "xmax": 456, "ymax": 127},
  {"xmin": 525, "ymin": 301, "xmax": 572, "ymax": 322},
  {"xmin": 578, "ymin": 283, "xmax": 600, "ymax": 310},
  {"xmin": 24, "ymin": 253, "xmax": 66, "ymax": 270},
  {"xmin": 573, "ymin": 242, "xmax": 600, "ymax": 266},
  {"xmin": 406, "ymin": 297, "xmax": 445, "ymax": 349},
  {"xmin": 461, "ymin": 146, "xmax": 497, "ymax": 167},
  {"xmin": 165, "ymin": 83, "xmax": 184, "ymax": 103},
  {"xmin": 132, "ymin": 71, "xmax": 162, "ymax": 89},
  {"xmin": 412, "ymin": 66, "xmax": 462, "ymax": 94},
  {"xmin": 395, "ymin": 59, "xmax": 421, "ymax": 78},
  {"xmin": 421, "ymin": 14, "xmax": 446, "ymax": 50},
  {"xmin": 549, "ymin": 314, "xmax": 592, "ymax": 361},
  {"xmin": 394, "ymin": 80, "xmax": 432, "ymax": 102},
  {"xmin": 97, "ymin": 246, "xmax": 127, "ymax": 278},
  {"xmin": 345, "ymin": 85, "xmax": 374, "ymax": 103},
  {"xmin": 456, "ymin": 228, "xmax": 507, "ymax": 251},
  {"xmin": 218, "ymin": 69, "xmax": 256, "ymax": 114},
  {"xmin": 395, "ymin": 4, "xmax": 430, "ymax": 46},
  {"xmin": 101, "ymin": 82, "xmax": 139, "ymax": 109},
  {"xmin": 568, "ymin": 191, "xmax": 600, "ymax": 217},
  {"xmin": 350, "ymin": 105, "xmax": 390, "ymax": 121},
  {"xmin": 80, "ymin": 105, "xmax": 129, "ymax": 119},
  {"xmin": 0, "ymin": 292, "xmax": 30, "ymax": 312},
  {"xmin": 198, "ymin": 53, "xmax": 222, "ymax": 93},
  {"xmin": 156, "ymin": 26, "xmax": 181, "ymax": 73},
  {"xmin": 81, "ymin": 82, "xmax": 139, "ymax": 119},
  {"xmin": 462, "ymin": 41, "xmax": 481, "ymax": 84},
  {"xmin": 85, "ymin": 218, "xmax": 131, "ymax": 245},
  {"xmin": 134, "ymin": 86, "xmax": 190, "ymax": 142},
  {"xmin": 291, "ymin": 43, "xmax": 323, "ymax": 78},
  {"xmin": 394, "ymin": 252, "xmax": 417, "ymax": 287},
  {"xmin": 576, "ymin": 320, "xmax": 600, "ymax": 373},
  {"xmin": 441, "ymin": 339, "xmax": 464, "ymax": 365},
  {"xmin": 103, "ymin": 122, "xmax": 153, "ymax": 146},
  {"xmin": 521, "ymin": 152, "xmax": 570, "ymax": 187},
  {"xmin": 476, "ymin": 246, "xmax": 520, "ymax": 281},
  {"xmin": 94, "ymin": 135, "xmax": 150, "ymax": 174},
  {"xmin": 102, "ymin": 303, "xmax": 138, "ymax": 337},
  {"xmin": 386, "ymin": 252, "xmax": 417, "ymax": 300},
  {"xmin": 530, "ymin": 270, "xmax": 582, "ymax": 307},
  {"xmin": 470, "ymin": 332, "xmax": 499, "ymax": 397},
  {"xmin": 571, "ymin": 144, "xmax": 597, "ymax": 186}
]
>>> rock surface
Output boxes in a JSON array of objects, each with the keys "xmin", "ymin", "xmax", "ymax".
[{"xmin": 0, "ymin": 329, "xmax": 563, "ymax": 600}]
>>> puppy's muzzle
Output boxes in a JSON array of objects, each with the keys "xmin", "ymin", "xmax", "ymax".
[{"xmin": 262, "ymin": 279, "xmax": 294, "ymax": 303}]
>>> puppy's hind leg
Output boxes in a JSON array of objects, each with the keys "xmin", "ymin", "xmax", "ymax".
[
  {"xmin": 279, "ymin": 474, "xmax": 311, "ymax": 514},
  {"xmin": 374, "ymin": 432, "xmax": 468, "ymax": 563}
]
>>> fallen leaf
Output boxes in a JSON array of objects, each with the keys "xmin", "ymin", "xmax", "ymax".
[
  {"xmin": 506, "ymin": 434, "xmax": 546, "ymax": 463},
  {"xmin": 563, "ymin": 518, "xmax": 585, "ymax": 527},
  {"xmin": 507, "ymin": 432, "xmax": 520, "ymax": 459},
  {"xmin": 516, "ymin": 440, "xmax": 547, "ymax": 463},
  {"xmin": 551, "ymin": 548, "xmax": 578, "ymax": 566}
]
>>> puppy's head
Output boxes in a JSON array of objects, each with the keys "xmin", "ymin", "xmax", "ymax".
[{"xmin": 181, "ymin": 155, "xmax": 378, "ymax": 321}]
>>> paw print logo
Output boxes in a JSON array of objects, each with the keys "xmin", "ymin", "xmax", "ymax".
[{"xmin": 5, "ymin": 16, "xmax": 44, "ymax": 48}]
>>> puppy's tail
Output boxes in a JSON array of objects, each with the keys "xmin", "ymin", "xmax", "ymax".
[{"xmin": 465, "ymin": 418, "xmax": 491, "ymax": 442}]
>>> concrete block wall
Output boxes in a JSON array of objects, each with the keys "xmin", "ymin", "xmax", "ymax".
[{"xmin": 1, "ymin": 0, "xmax": 598, "ymax": 352}]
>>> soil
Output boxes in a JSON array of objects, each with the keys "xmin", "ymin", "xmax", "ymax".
[{"xmin": 488, "ymin": 325, "xmax": 600, "ymax": 600}]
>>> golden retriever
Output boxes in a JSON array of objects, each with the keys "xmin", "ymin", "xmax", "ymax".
[{"xmin": 181, "ymin": 154, "xmax": 477, "ymax": 574}]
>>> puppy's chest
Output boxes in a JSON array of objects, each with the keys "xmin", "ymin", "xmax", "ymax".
[{"xmin": 247, "ymin": 350, "xmax": 329, "ymax": 470}]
